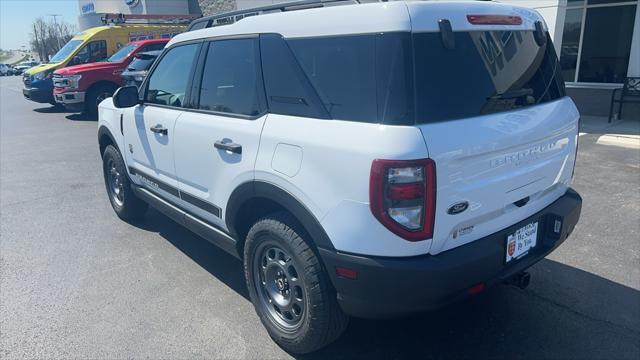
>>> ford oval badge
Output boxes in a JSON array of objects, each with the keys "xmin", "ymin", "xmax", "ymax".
[{"xmin": 447, "ymin": 201, "xmax": 469, "ymax": 215}]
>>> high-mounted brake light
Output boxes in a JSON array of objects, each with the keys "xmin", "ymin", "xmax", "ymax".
[
  {"xmin": 370, "ymin": 159, "xmax": 436, "ymax": 241},
  {"xmin": 467, "ymin": 15, "xmax": 522, "ymax": 25}
]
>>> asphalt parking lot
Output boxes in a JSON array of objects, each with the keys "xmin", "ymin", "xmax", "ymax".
[{"xmin": 1, "ymin": 75, "xmax": 639, "ymax": 359}]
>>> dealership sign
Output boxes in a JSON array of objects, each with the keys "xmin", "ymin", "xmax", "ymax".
[
  {"xmin": 125, "ymin": 0, "xmax": 140, "ymax": 7},
  {"xmin": 81, "ymin": 2, "xmax": 95, "ymax": 14}
]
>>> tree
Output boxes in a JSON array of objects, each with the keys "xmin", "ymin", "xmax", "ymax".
[{"xmin": 29, "ymin": 17, "xmax": 76, "ymax": 62}]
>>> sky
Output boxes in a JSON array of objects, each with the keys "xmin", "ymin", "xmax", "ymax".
[{"xmin": 0, "ymin": 0, "xmax": 79, "ymax": 50}]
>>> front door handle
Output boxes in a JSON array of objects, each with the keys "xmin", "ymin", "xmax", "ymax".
[
  {"xmin": 214, "ymin": 140, "xmax": 242, "ymax": 154},
  {"xmin": 149, "ymin": 124, "xmax": 168, "ymax": 135}
]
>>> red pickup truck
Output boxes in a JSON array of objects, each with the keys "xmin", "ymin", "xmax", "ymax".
[{"xmin": 53, "ymin": 39, "xmax": 167, "ymax": 117}]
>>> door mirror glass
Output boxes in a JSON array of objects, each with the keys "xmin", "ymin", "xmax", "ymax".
[{"xmin": 113, "ymin": 86, "xmax": 140, "ymax": 108}]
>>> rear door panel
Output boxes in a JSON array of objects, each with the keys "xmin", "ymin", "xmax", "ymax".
[{"xmin": 173, "ymin": 112, "xmax": 266, "ymax": 229}]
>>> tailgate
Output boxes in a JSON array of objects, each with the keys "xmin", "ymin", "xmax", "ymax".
[
  {"xmin": 419, "ymin": 98, "xmax": 579, "ymax": 254},
  {"xmin": 407, "ymin": 3, "xmax": 579, "ymax": 254}
]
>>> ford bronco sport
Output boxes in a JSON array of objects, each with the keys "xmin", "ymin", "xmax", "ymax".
[{"xmin": 98, "ymin": 0, "xmax": 582, "ymax": 353}]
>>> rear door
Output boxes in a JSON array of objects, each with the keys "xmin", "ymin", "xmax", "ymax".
[
  {"xmin": 173, "ymin": 37, "xmax": 267, "ymax": 229},
  {"xmin": 124, "ymin": 42, "xmax": 200, "ymax": 202},
  {"xmin": 408, "ymin": 8, "xmax": 579, "ymax": 254}
]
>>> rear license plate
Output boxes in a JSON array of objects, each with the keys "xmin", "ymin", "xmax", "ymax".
[{"xmin": 506, "ymin": 222, "xmax": 538, "ymax": 263}]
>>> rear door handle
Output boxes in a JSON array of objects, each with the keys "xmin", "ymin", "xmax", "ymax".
[
  {"xmin": 149, "ymin": 124, "xmax": 168, "ymax": 135},
  {"xmin": 214, "ymin": 140, "xmax": 242, "ymax": 154}
]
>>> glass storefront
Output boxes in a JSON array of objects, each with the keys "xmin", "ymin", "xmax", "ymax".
[{"xmin": 560, "ymin": 0, "xmax": 638, "ymax": 84}]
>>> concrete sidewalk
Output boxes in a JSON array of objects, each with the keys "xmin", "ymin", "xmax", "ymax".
[{"xmin": 579, "ymin": 116, "xmax": 640, "ymax": 150}]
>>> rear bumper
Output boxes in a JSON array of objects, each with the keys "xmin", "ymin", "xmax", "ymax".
[
  {"xmin": 23, "ymin": 86, "xmax": 54, "ymax": 104},
  {"xmin": 319, "ymin": 188, "xmax": 582, "ymax": 319}
]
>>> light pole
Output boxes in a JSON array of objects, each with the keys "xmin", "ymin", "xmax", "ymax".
[{"xmin": 49, "ymin": 14, "xmax": 62, "ymax": 50}]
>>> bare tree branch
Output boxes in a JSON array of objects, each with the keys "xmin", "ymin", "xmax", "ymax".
[{"xmin": 29, "ymin": 17, "xmax": 76, "ymax": 62}]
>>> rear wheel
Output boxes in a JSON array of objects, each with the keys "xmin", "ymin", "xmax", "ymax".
[
  {"xmin": 87, "ymin": 84, "xmax": 117, "ymax": 119},
  {"xmin": 244, "ymin": 213, "xmax": 348, "ymax": 354},
  {"xmin": 102, "ymin": 145, "xmax": 147, "ymax": 221}
]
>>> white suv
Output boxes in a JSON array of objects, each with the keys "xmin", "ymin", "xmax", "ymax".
[{"xmin": 98, "ymin": 0, "xmax": 583, "ymax": 353}]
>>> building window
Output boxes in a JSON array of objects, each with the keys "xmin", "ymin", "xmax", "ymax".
[{"xmin": 560, "ymin": 0, "xmax": 638, "ymax": 84}]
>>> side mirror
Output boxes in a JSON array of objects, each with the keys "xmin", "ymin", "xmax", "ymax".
[{"xmin": 113, "ymin": 86, "xmax": 140, "ymax": 108}]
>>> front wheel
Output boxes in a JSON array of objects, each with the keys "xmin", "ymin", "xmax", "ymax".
[
  {"xmin": 87, "ymin": 84, "xmax": 116, "ymax": 119},
  {"xmin": 244, "ymin": 213, "xmax": 348, "ymax": 354},
  {"xmin": 102, "ymin": 145, "xmax": 147, "ymax": 221}
]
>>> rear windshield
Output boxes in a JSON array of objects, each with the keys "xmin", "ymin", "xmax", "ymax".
[
  {"xmin": 127, "ymin": 56, "xmax": 156, "ymax": 71},
  {"xmin": 278, "ymin": 30, "xmax": 564, "ymax": 124},
  {"xmin": 414, "ymin": 31, "xmax": 565, "ymax": 123}
]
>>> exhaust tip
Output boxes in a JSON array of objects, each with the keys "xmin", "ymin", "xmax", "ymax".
[{"xmin": 507, "ymin": 272, "xmax": 531, "ymax": 289}]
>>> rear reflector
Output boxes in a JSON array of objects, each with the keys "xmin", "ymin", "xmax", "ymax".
[
  {"xmin": 467, "ymin": 282, "xmax": 486, "ymax": 295},
  {"xmin": 467, "ymin": 15, "xmax": 522, "ymax": 25},
  {"xmin": 336, "ymin": 267, "xmax": 358, "ymax": 280},
  {"xmin": 388, "ymin": 183, "xmax": 424, "ymax": 201}
]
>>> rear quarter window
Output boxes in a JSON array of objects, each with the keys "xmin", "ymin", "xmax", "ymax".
[{"xmin": 286, "ymin": 33, "xmax": 414, "ymax": 124}]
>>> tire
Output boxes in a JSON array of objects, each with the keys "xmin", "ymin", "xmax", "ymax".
[
  {"xmin": 244, "ymin": 212, "xmax": 349, "ymax": 354},
  {"xmin": 87, "ymin": 84, "xmax": 117, "ymax": 119},
  {"xmin": 102, "ymin": 145, "xmax": 147, "ymax": 221}
]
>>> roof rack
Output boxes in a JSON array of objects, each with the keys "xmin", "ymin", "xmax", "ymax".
[
  {"xmin": 187, "ymin": 0, "xmax": 366, "ymax": 31},
  {"xmin": 102, "ymin": 13, "xmax": 201, "ymax": 26}
]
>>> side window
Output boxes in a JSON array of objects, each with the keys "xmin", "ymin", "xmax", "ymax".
[
  {"xmin": 260, "ymin": 34, "xmax": 330, "ymax": 119},
  {"xmin": 71, "ymin": 40, "xmax": 107, "ymax": 65},
  {"xmin": 197, "ymin": 39, "xmax": 263, "ymax": 116},
  {"xmin": 145, "ymin": 43, "xmax": 199, "ymax": 108},
  {"xmin": 287, "ymin": 35, "xmax": 377, "ymax": 122},
  {"xmin": 266, "ymin": 33, "xmax": 413, "ymax": 124}
]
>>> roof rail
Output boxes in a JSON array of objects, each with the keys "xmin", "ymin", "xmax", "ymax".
[
  {"xmin": 102, "ymin": 13, "xmax": 201, "ymax": 26},
  {"xmin": 187, "ymin": 0, "xmax": 364, "ymax": 32}
]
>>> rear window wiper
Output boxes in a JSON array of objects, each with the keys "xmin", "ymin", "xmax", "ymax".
[{"xmin": 489, "ymin": 88, "xmax": 534, "ymax": 100}]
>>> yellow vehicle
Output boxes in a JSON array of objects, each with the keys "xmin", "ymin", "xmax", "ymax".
[{"xmin": 23, "ymin": 24, "xmax": 185, "ymax": 105}]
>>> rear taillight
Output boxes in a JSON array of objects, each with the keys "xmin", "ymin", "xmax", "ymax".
[
  {"xmin": 370, "ymin": 159, "xmax": 436, "ymax": 241},
  {"xmin": 467, "ymin": 15, "xmax": 523, "ymax": 25}
]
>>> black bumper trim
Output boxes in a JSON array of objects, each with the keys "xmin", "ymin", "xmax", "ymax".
[
  {"xmin": 319, "ymin": 188, "xmax": 582, "ymax": 319},
  {"xmin": 23, "ymin": 87, "xmax": 54, "ymax": 104}
]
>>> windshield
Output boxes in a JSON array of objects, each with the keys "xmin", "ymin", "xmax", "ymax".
[
  {"xmin": 49, "ymin": 39, "xmax": 83, "ymax": 63},
  {"xmin": 108, "ymin": 43, "xmax": 139, "ymax": 63}
]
